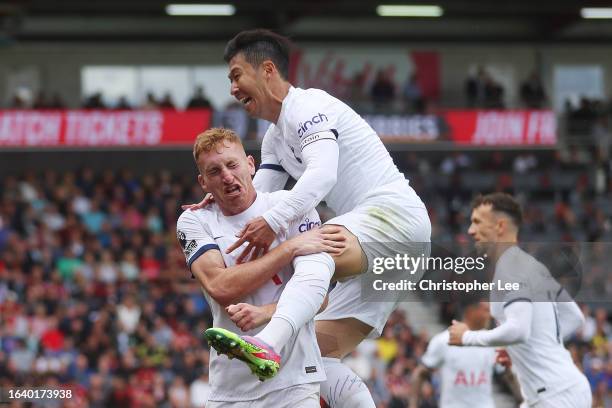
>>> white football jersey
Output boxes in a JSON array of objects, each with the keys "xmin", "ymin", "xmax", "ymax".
[
  {"xmin": 422, "ymin": 330, "xmax": 496, "ymax": 408},
  {"xmin": 259, "ymin": 86, "xmax": 405, "ymax": 216},
  {"xmin": 176, "ymin": 191, "xmax": 325, "ymax": 402},
  {"xmin": 491, "ymin": 246, "xmax": 588, "ymax": 405}
]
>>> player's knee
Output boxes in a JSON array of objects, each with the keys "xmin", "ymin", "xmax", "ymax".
[
  {"xmin": 316, "ymin": 329, "xmax": 340, "ymax": 358},
  {"xmin": 316, "ymin": 319, "xmax": 372, "ymax": 359},
  {"xmin": 323, "ymin": 225, "xmax": 366, "ymax": 279}
]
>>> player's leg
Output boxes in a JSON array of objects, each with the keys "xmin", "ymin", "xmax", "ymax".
[
  {"xmin": 316, "ymin": 191, "xmax": 430, "ymax": 407},
  {"xmin": 256, "ymin": 252, "xmax": 334, "ymax": 351},
  {"xmin": 320, "ymin": 356, "xmax": 376, "ymax": 408},
  {"xmin": 206, "ymin": 252, "xmax": 334, "ymax": 380},
  {"xmin": 315, "ymin": 318, "xmax": 377, "ymax": 408},
  {"xmin": 316, "ymin": 318, "xmax": 373, "ymax": 359},
  {"xmin": 321, "ymin": 224, "xmax": 368, "ymax": 281}
]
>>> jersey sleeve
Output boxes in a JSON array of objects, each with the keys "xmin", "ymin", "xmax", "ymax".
[
  {"xmin": 462, "ymin": 301, "xmax": 533, "ymax": 347},
  {"xmin": 176, "ymin": 210, "xmax": 220, "ymax": 277},
  {"xmin": 285, "ymin": 202, "xmax": 322, "ymax": 239},
  {"xmin": 555, "ymin": 289, "xmax": 585, "ymax": 339},
  {"xmin": 253, "ymin": 125, "xmax": 289, "ymax": 193},
  {"xmin": 261, "ymin": 95, "xmax": 341, "ymax": 233},
  {"xmin": 421, "ymin": 332, "xmax": 446, "ymax": 369}
]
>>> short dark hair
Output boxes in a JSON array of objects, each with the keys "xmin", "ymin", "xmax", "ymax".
[
  {"xmin": 223, "ymin": 29, "xmax": 291, "ymax": 80},
  {"xmin": 472, "ymin": 192, "xmax": 522, "ymax": 228}
]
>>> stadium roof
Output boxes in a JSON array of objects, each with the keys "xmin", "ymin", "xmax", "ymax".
[{"xmin": 0, "ymin": 0, "xmax": 611, "ymax": 43}]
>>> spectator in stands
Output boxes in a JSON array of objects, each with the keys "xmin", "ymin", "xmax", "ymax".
[
  {"xmin": 9, "ymin": 88, "xmax": 31, "ymax": 109},
  {"xmin": 520, "ymin": 71, "xmax": 547, "ymax": 108},
  {"xmin": 465, "ymin": 66, "xmax": 487, "ymax": 107},
  {"xmin": 186, "ymin": 86, "xmax": 213, "ymax": 109},
  {"xmin": 348, "ymin": 69, "xmax": 368, "ymax": 108},
  {"xmin": 32, "ymin": 91, "xmax": 48, "ymax": 109},
  {"xmin": 371, "ymin": 68, "xmax": 396, "ymax": 110},
  {"xmin": 593, "ymin": 116, "xmax": 611, "ymax": 161},
  {"xmin": 115, "ymin": 96, "xmax": 132, "ymax": 110},
  {"xmin": 158, "ymin": 92, "xmax": 176, "ymax": 110},
  {"xmin": 48, "ymin": 93, "xmax": 66, "ymax": 109},
  {"xmin": 484, "ymin": 75, "xmax": 505, "ymax": 108},
  {"xmin": 402, "ymin": 73, "xmax": 425, "ymax": 113},
  {"xmin": 143, "ymin": 92, "xmax": 159, "ymax": 109},
  {"xmin": 82, "ymin": 92, "xmax": 106, "ymax": 109}
]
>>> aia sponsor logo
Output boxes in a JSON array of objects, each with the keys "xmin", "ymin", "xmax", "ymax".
[
  {"xmin": 297, "ymin": 113, "xmax": 328, "ymax": 137},
  {"xmin": 453, "ymin": 369, "xmax": 488, "ymax": 386}
]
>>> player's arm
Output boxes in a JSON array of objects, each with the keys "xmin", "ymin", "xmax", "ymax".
[
  {"xmin": 411, "ymin": 334, "xmax": 443, "ymax": 408},
  {"xmin": 253, "ymin": 128, "xmax": 289, "ymax": 193},
  {"xmin": 451, "ymin": 301, "xmax": 533, "ymax": 347},
  {"xmin": 190, "ymin": 244, "xmax": 297, "ymax": 307},
  {"xmin": 501, "ymin": 366, "xmax": 524, "ymax": 403},
  {"xmin": 409, "ymin": 364, "xmax": 433, "ymax": 408},
  {"xmin": 262, "ymin": 135, "xmax": 339, "ymax": 234},
  {"xmin": 555, "ymin": 288, "xmax": 585, "ymax": 339},
  {"xmin": 227, "ymin": 295, "xmax": 329, "ymax": 332},
  {"xmin": 191, "ymin": 224, "xmax": 343, "ymax": 306}
]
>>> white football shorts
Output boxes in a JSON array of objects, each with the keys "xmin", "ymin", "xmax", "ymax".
[{"xmin": 316, "ymin": 179, "xmax": 431, "ymax": 337}]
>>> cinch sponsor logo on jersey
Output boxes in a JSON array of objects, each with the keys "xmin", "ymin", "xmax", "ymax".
[
  {"xmin": 299, "ymin": 218, "xmax": 321, "ymax": 232},
  {"xmin": 297, "ymin": 113, "xmax": 328, "ymax": 137}
]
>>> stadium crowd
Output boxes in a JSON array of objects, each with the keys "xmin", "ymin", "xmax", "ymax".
[
  {"xmin": 3, "ymin": 67, "xmax": 546, "ymax": 114},
  {"xmin": 0, "ymin": 150, "xmax": 610, "ymax": 406}
]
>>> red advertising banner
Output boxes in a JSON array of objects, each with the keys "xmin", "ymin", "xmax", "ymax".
[
  {"xmin": 364, "ymin": 110, "xmax": 556, "ymax": 146},
  {"xmin": 0, "ymin": 108, "xmax": 555, "ymax": 148},
  {"xmin": 0, "ymin": 109, "xmax": 211, "ymax": 148},
  {"xmin": 444, "ymin": 110, "xmax": 556, "ymax": 146}
]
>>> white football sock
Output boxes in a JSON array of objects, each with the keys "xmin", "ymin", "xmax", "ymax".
[
  {"xmin": 320, "ymin": 357, "xmax": 376, "ymax": 408},
  {"xmin": 256, "ymin": 252, "xmax": 334, "ymax": 352}
]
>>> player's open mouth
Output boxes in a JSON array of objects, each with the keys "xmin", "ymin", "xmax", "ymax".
[
  {"xmin": 224, "ymin": 185, "xmax": 241, "ymax": 196},
  {"xmin": 240, "ymin": 97, "xmax": 253, "ymax": 108}
]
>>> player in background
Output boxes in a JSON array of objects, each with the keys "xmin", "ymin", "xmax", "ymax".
[
  {"xmin": 184, "ymin": 29, "xmax": 431, "ymax": 408},
  {"xmin": 448, "ymin": 193, "xmax": 591, "ymax": 408},
  {"xmin": 178, "ymin": 128, "xmax": 347, "ymax": 406},
  {"xmin": 411, "ymin": 300, "xmax": 521, "ymax": 408}
]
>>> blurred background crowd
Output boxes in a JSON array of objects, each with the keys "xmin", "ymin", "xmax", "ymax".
[{"xmin": 1, "ymin": 148, "xmax": 610, "ymax": 406}]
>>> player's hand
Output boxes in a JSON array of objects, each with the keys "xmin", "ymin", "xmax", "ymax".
[
  {"xmin": 496, "ymin": 348, "xmax": 512, "ymax": 368},
  {"xmin": 286, "ymin": 225, "xmax": 347, "ymax": 257},
  {"xmin": 181, "ymin": 193, "xmax": 214, "ymax": 211},
  {"xmin": 227, "ymin": 217, "xmax": 276, "ymax": 263},
  {"xmin": 226, "ymin": 303, "xmax": 274, "ymax": 332},
  {"xmin": 448, "ymin": 320, "xmax": 469, "ymax": 345}
]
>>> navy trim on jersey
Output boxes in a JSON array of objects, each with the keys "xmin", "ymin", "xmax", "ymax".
[
  {"xmin": 503, "ymin": 297, "xmax": 532, "ymax": 308},
  {"xmin": 300, "ymin": 129, "xmax": 339, "ymax": 150},
  {"xmin": 553, "ymin": 303, "xmax": 561, "ymax": 343},
  {"xmin": 260, "ymin": 163, "xmax": 286, "ymax": 172},
  {"xmin": 188, "ymin": 243, "xmax": 221, "ymax": 274},
  {"xmin": 555, "ymin": 286, "xmax": 564, "ymax": 299}
]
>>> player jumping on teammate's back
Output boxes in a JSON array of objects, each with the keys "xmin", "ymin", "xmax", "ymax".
[{"xmin": 184, "ymin": 29, "xmax": 430, "ymax": 407}]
